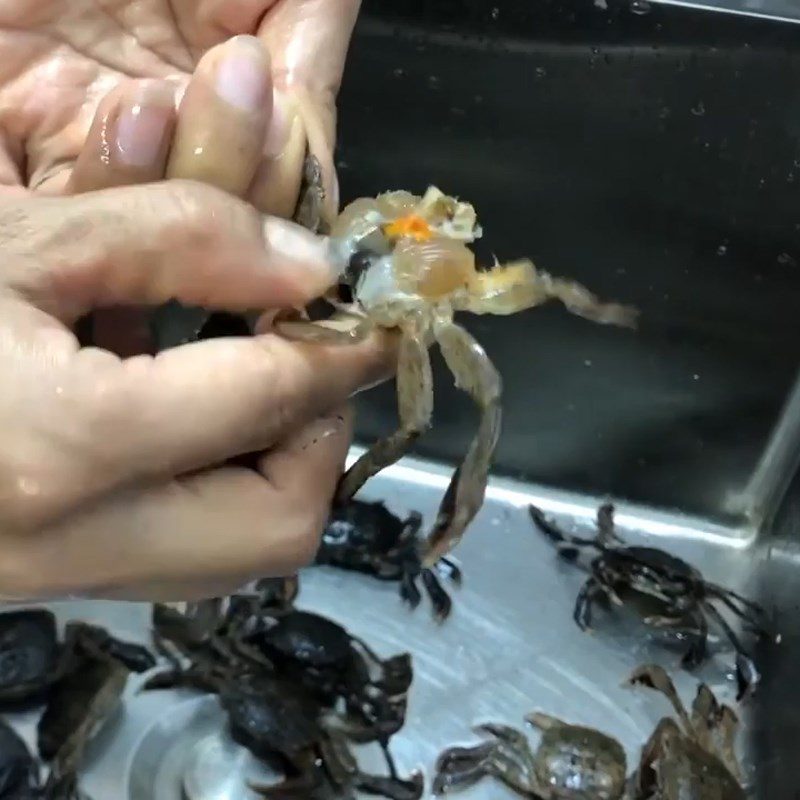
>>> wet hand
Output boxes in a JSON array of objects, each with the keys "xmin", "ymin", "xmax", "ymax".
[
  {"xmin": 0, "ymin": 182, "xmax": 393, "ymax": 601},
  {"xmin": 0, "ymin": 0, "xmax": 359, "ymax": 219}
]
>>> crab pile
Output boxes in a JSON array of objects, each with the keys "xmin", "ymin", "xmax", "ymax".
[
  {"xmin": 142, "ymin": 575, "xmax": 423, "ymax": 799},
  {"xmin": 0, "ymin": 609, "xmax": 155, "ymax": 799}
]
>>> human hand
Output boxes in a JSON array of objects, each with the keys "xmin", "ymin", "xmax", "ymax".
[
  {"xmin": 0, "ymin": 0, "xmax": 359, "ymax": 219},
  {"xmin": 0, "ymin": 181, "xmax": 393, "ymax": 601}
]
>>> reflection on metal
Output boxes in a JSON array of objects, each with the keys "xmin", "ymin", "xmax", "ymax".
[
  {"xmin": 650, "ymin": 0, "xmax": 800, "ymax": 24},
  {"xmin": 726, "ymin": 366, "xmax": 800, "ymax": 527},
  {"xmin": 346, "ymin": 446, "xmax": 755, "ymax": 547}
]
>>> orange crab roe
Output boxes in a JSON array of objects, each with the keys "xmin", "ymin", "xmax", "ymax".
[{"xmin": 383, "ymin": 214, "xmax": 433, "ymax": 242}]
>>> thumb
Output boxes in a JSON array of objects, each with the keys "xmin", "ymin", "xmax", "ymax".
[{"xmin": 0, "ymin": 180, "xmax": 340, "ymax": 323}]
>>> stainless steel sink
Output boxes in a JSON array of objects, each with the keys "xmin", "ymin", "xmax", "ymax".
[
  {"xmin": 3, "ymin": 0, "xmax": 799, "ymax": 796},
  {"xmin": 0, "ymin": 448, "xmax": 770, "ymax": 798}
]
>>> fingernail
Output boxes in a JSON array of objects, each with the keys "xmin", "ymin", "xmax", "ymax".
[
  {"xmin": 116, "ymin": 81, "xmax": 175, "ymax": 166},
  {"xmin": 293, "ymin": 414, "xmax": 347, "ymax": 452},
  {"xmin": 263, "ymin": 217, "xmax": 340, "ymax": 284},
  {"xmin": 215, "ymin": 35, "xmax": 271, "ymax": 113}
]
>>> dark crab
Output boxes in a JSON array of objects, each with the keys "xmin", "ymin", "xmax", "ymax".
[
  {"xmin": 433, "ymin": 712, "xmax": 627, "ymax": 799},
  {"xmin": 221, "ymin": 675, "xmax": 423, "ymax": 800},
  {"xmin": 144, "ymin": 577, "xmax": 415, "ymax": 751},
  {"xmin": 19, "ymin": 635, "xmax": 132, "ymax": 800},
  {"xmin": 316, "ymin": 499, "xmax": 462, "ymax": 622},
  {"xmin": 627, "ymin": 663, "xmax": 745, "ymax": 800},
  {"xmin": 530, "ymin": 503, "xmax": 770, "ymax": 700},
  {"xmin": 0, "ymin": 609, "xmax": 60, "ymax": 706},
  {"xmin": 0, "ymin": 610, "xmax": 153, "ymax": 710},
  {"xmin": 0, "ymin": 718, "xmax": 39, "ymax": 798}
]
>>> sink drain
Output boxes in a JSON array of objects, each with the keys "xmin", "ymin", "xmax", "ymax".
[{"xmin": 127, "ymin": 694, "xmax": 280, "ymax": 800}]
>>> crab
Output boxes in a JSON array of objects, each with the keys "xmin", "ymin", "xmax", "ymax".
[
  {"xmin": 433, "ymin": 711, "xmax": 627, "ymax": 798},
  {"xmin": 626, "ymin": 663, "xmax": 745, "ymax": 799},
  {"xmin": 0, "ymin": 718, "xmax": 39, "ymax": 798},
  {"xmin": 315, "ymin": 498, "xmax": 462, "ymax": 621},
  {"xmin": 37, "ymin": 638, "xmax": 131, "ymax": 800},
  {"xmin": 0, "ymin": 610, "xmax": 153, "ymax": 710},
  {"xmin": 530, "ymin": 503, "xmax": 770, "ymax": 700},
  {"xmin": 146, "ymin": 578, "xmax": 413, "ymax": 741},
  {"xmin": 273, "ymin": 185, "xmax": 638, "ymax": 567},
  {"xmin": 220, "ymin": 675, "xmax": 423, "ymax": 800}
]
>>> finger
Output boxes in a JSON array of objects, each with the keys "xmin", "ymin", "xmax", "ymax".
[
  {"xmin": 4, "ymin": 322, "xmax": 394, "ymax": 531},
  {"xmin": 3, "ymin": 407, "xmax": 353, "ymax": 601},
  {"xmin": 250, "ymin": 0, "xmax": 362, "ymax": 219},
  {"xmin": 166, "ymin": 35, "xmax": 272, "ymax": 197},
  {"xmin": 67, "ymin": 79, "xmax": 178, "ymax": 194},
  {"xmin": 68, "ymin": 79, "xmax": 179, "ymax": 357},
  {"xmin": 246, "ymin": 91, "xmax": 307, "ymax": 219},
  {"xmin": 0, "ymin": 180, "xmax": 341, "ymax": 321}
]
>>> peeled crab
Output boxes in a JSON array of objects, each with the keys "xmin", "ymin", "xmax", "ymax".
[{"xmin": 277, "ymin": 184, "xmax": 638, "ymax": 566}]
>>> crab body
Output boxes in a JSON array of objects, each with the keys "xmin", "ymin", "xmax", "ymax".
[
  {"xmin": 276, "ymin": 186, "xmax": 637, "ymax": 567},
  {"xmin": 531, "ymin": 715, "xmax": 627, "ymax": 799},
  {"xmin": 316, "ymin": 499, "xmax": 462, "ymax": 620},
  {"xmin": 434, "ymin": 712, "xmax": 627, "ymax": 799}
]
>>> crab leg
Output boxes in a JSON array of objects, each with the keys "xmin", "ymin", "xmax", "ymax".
[
  {"xmin": 420, "ymin": 320, "xmax": 501, "ymax": 567},
  {"xmin": 680, "ymin": 608, "xmax": 709, "ymax": 669},
  {"xmin": 528, "ymin": 505, "xmax": 604, "ymax": 559},
  {"xmin": 335, "ymin": 326, "xmax": 434, "ymax": 505},
  {"xmin": 626, "ymin": 664, "xmax": 694, "ymax": 737},
  {"xmin": 274, "ymin": 311, "xmax": 375, "ymax": 344},
  {"xmin": 573, "ymin": 576, "xmax": 609, "ymax": 631},
  {"xmin": 700, "ymin": 601, "xmax": 760, "ymax": 701}
]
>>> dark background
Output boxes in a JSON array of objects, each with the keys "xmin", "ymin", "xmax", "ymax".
[{"xmin": 336, "ymin": 0, "xmax": 800, "ymax": 523}]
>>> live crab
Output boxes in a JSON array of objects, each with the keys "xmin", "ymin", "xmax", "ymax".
[
  {"xmin": 530, "ymin": 503, "xmax": 771, "ymax": 700},
  {"xmin": 277, "ymin": 177, "xmax": 638, "ymax": 566}
]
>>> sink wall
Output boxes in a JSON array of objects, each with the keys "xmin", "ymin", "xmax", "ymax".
[{"xmin": 337, "ymin": 0, "xmax": 800, "ymax": 523}]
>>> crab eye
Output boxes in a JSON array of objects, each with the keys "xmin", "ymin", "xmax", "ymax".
[
  {"xmin": 324, "ymin": 521, "xmax": 351, "ymax": 543},
  {"xmin": 344, "ymin": 250, "xmax": 375, "ymax": 287}
]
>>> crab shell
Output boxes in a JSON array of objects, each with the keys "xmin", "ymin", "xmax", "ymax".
[{"xmin": 534, "ymin": 723, "xmax": 628, "ymax": 800}]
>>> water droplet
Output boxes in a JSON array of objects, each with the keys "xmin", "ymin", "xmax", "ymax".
[
  {"xmin": 535, "ymin": 67, "xmax": 547, "ymax": 78},
  {"xmin": 690, "ymin": 101, "xmax": 705, "ymax": 116},
  {"xmin": 658, "ymin": 107, "xmax": 671, "ymax": 120},
  {"xmin": 594, "ymin": 0, "xmax": 608, "ymax": 8},
  {"xmin": 450, "ymin": 106, "xmax": 465, "ymax": 116},
  {"xmin": 428, "ymin": 75, "xmax": 440, "ymax": 88},
  {"xmin": 393, "ymin": 67, "xmax": 405, "ymax": 78},
  {"xmin": 629, "ymin": 0, "xmax": 651, "ymax": 13},
  {"xmin": 692, "ymin": 374, "xmax": 700, "ymax": 381},
  {"xmin": 591, "ymin": 46, "xmax": 600, "ymax": 54},
  {"xmin": 777, "ymin": 252, "xmax": 798, "ymax": 268},
  {"xmin": 474, "ymin": 94, "xmax": 484, "ymax": 104},
  {"xmin": 491, "ymin": 6, "xmax": 500, "ymax": 19},
  {"xmin": 716, "ymin": 243, "xmax": 728, "ymax": 256},
  {"xmin": 584, "ymin": 359, "xmax": 593, "ymax": 367}
]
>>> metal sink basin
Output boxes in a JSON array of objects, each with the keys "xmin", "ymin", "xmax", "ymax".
[{"xmin": 0, "ymin": 448, "xmax": 775, "ymax": 798}]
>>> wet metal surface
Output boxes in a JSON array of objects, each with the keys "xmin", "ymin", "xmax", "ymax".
[{"xmin": 0, "ymin": 451, "xmax": 763, "ymax": 798}]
